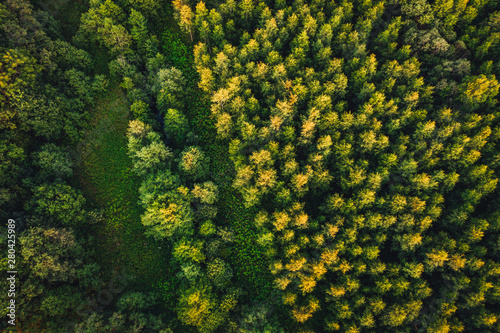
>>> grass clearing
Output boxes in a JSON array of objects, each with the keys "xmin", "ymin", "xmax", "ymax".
[{"xmin": 76, "ymin": 86, "xmax": 169, "ymax": 291}]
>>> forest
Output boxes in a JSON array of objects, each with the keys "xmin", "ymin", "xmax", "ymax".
[{"xmin": 0, "ymin": 0, "xmax": 499, "ymax": 332}]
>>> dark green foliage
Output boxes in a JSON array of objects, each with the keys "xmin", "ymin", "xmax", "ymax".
[
  {"xmin": 73, "ymin": 292, "xmax": 172, "ymax": 332},
  {"xmin": 164, "ymin": 108, "xmax": 189, "ymax": 146},
  {"xmin": 0, "ymin": 137, "xmax": 26, "ymax": 207},
  {"xmin": 32, "ymin": 143, "xmax": 73, "ymax": 180},
  {"xmin": 26, "ymin": 183, "xmax": 87, "ymax": 227},
  {"xmin": 131, "ymin": 100, "xmax": 151, "ymax": 122},
  {"xmin": 20, "ymin": 227, "xmax": 90, "ymax": 282},
  {"xmin": 14, "ymin": 226, "xmax": 100, "ymax": 325}
]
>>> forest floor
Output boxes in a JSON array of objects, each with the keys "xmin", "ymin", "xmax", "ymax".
[{"xmin": 75, "ymin": 86, "xmax": 169, "ymax": 290}]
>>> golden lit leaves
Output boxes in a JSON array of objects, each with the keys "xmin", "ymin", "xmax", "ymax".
[
  {"xmin": 270, "ymin": 260, "xmax": 283, "ymax": 275},
  {"xmin": 249, "ymin": 149, "xmax": 273, "ymax": 168},
  {"xmin": 312, "ymin": 233, "xmax": 325, "ymax": 247},
  {"xmin": 461, "ymin": 74, "xmax": 499, "ymax": 107},
  {"xmin": 311, "ymin": 261, "xmax": 327, "ymax": 280},
  {"xmin": 338, "ymin": 260, "xmax": 352, "ymax": 274},
  {"xmin": 425, "ymin": 249, "xmax": 449, "ymax": 270},
  {"xmin": 286, "ymin": 257, "xmax": 307, "ymax": 272},
  {"xmin": 408, "ymin": 196, "xmax": 426, "ymax": 213},
  {"xmin": 321, "ymin": 248, "xmax": 339, "ymax": 265},
  {"xmin": 177, "ymin": 286, "xmax": 213, "ymax": 327},
  {"xmin": 275, "ymin": 98, "xmax": 295, "ymax": 120},
  {"xmin": 291, "ymin": 298, "xmax": 320, "ymax": 323},
  {"xmin": 254, "ymin": 211, "xmax": 269, "ymax": 228},
  {"xmin": 291, "ymin": 166, "xmax": 313, "ymax": 195},
  {"xmin": 467, "ymin": 225, "xmax": 485, "ymax": 242},
  {"xmin": 283, "ymin": 159, "xmax": 299, "ymax": 176},
  {"xmin": 269, "ymin": 115, "xmax": 283, "ymax": 132},
  {"xmin": 215, "ymin": 112, "xmax": 233, "ymax": 138},
  {"xmin": 275, "ymin": 275, "xmax": 292, "ymax": 290},
  {"xmin": 293, "ymin": 212, "xmax": 309, "ymax": 229},
  {"xmin": 298, "ymin": 273, "xmax": 317, "ymax": 294},
  {"xmin": 283, "ymin": 292, "xmax": 297, "ymax": 305},
  {"xmin": 411, "ymin": 173, "xmax": 438, "ymax": 191},
  {"xmin": 233, "ymin": 164, "xmax": 254, "ymax": 189},
  {"xmin": 324, "ymin": 223, "xmax": 339, "ymax": 239},
  {"xmin": 285, "ymin": 244, "xmax": 300, "ymax": 258},
  {"xmin": 398, "ymin": 233, "xmax": 423, "ymax": 251},
  {"xmin": 211, "ymin": 87, "xmax": 232, "ymax": 112},
  {"xmin": 281, "ymin": 229, "xmax": 295, "ymax": 243},
  {"xmin": 273, "ymin": 210, "xmax": 290, "ymax": 231},
  {"xmin": 256, "ymin": 168, "xmax": 277, "ymax": 190},
  {"xmin": 327, "ymin": 285, "xmax": 346, "ymax": 298},
  {"xmin": 197, "ymin": 66, "xmax": 214, "ymax": 92},
  {"xmin": 448, "ymin": 254, "xmax": 467, "ymax": 271}
]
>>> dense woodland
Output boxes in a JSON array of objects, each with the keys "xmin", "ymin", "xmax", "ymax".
[{"xmin": 1, "ymin": 0, "xmax": 500, "ymax": 332}]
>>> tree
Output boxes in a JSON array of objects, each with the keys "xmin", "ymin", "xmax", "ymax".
[
  {"xmin": 425, "ymin": 249, "xmax": 449, "ymax": 271},
  {"xmin": 32, "ymin": 143, "xmax": 73, "ymax": 180},
  {"xmin": 0, "ymin": 49, "xmax": 39, "ymax": 129},
  {"xmin": 460, "ymin": 74, "xmax": 499, "ymax": 109},
  {"xmin": 26, "ymin": 183, "xmax": 87, "ymax": 227},
  {"xmin": 141, "ymin": 192, "xmax": 194, "ymax": 239},
  {"xmin": 0, "ymin": 138, "xmax": 25, "ymax": 207},
  {"xmin": 20, "ymin": 227, "xmax": 97, "ymax": 283},
  {"xmin": 179, "ymin": 4, "xmax": 195, "ymax": 41},
  {"xmin": 164, "ymin": 108, "xmax": 189, "ymax": 146},
  {"xmin": 130, "ymin": 100, "xmax": 151, "ymax": 122},
  {"xmin": 239, "ymin": 0, "xmax": 254, "ymax": 27},
  {"xmin": 177, "ymin": 284, "xmax": 214, "ymax": 328},
  {"xmin": 140, "ymin": 171, "xmax": 194, "ymax": 239},
  {"xmin": 52, "ymin": 40, "xmax": 93, "ymax": 72},
  {"xmin": 179, "ymin": 146, "xmax": 210, "ymax": 181},
  {"xmin": 77, "ymin": 1, "xmax": 131, "ymax": 55},
  {"xmin": 382, "ymin": 304, "xmax": 409, "ymax": 327},
  {"xmin": 191, "ymin": 181, "xmax": 218, "ymax": 205},
  {"xmin": 129, "ymin": 9, "xmax": 148, "ymax": 52},
  {"xmin": 126, "ymin": 0, "xmax": 160, "ymax": 17},
  {"xmin": 127, "ymin": 120, "xmax": 173, "ymax": 176},
  {"xmin": 154, "ymin": 67, "xmax": 186, "ymax": 112},
  {"xmin": 207, "ymin": 258, "xmax": 233, "ymax": 289}
]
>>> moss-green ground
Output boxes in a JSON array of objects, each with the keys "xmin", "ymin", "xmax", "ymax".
[{"xmin": 76, "ymin": 87, "xmax": 169, "ymax": 290}]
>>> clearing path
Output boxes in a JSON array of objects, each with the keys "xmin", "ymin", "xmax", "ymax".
[{"xmin": 76, "ymin": 86, "xmax": 168, "ymax": 290}]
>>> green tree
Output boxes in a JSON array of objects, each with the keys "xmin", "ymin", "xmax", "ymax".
[
  {"xmin": 207, "ymin": 258, "xmax": 233, "ymax": 289},
  {"xmin": 191, "ymin": 181, "xmax": 218, "ymax": 205},
  {"xmin": 0, "ymin": 49, "xmax": 39, "ymax": 129},
  {"xmin": 20, "ymin": 227, "xmax": 89, "ymax": 282},
  {"xmin": 177, "ymin": 284, "xmax": 215, "ymax": 328},
  {"xmin": 164, "ymin": 108, "xmax": 189, "ymax": 146},
  {"xmin": 179, "ymin": 146, "xmax": 210, "ymax": 181},
  {"xmin": 460, "ymin": 74, "xmax": 499, "ymax": 109},
  {"xmin": 26, "ymin": 183, "xmax": 87, "ymax": 227},
  {"xmin": 129, "ymin": 8, "xmax": 148, "ymax": 53},
  {"xmin": 32, "ymin": 143, "xmax": 73, "ymax": 180},
  {"xmin": 140, "ymin": 170, "xmax": 194, "ymax": 239},
  {"xmin": 127, "ymin": 120, "xmax": 173, "ymax": 176}
]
